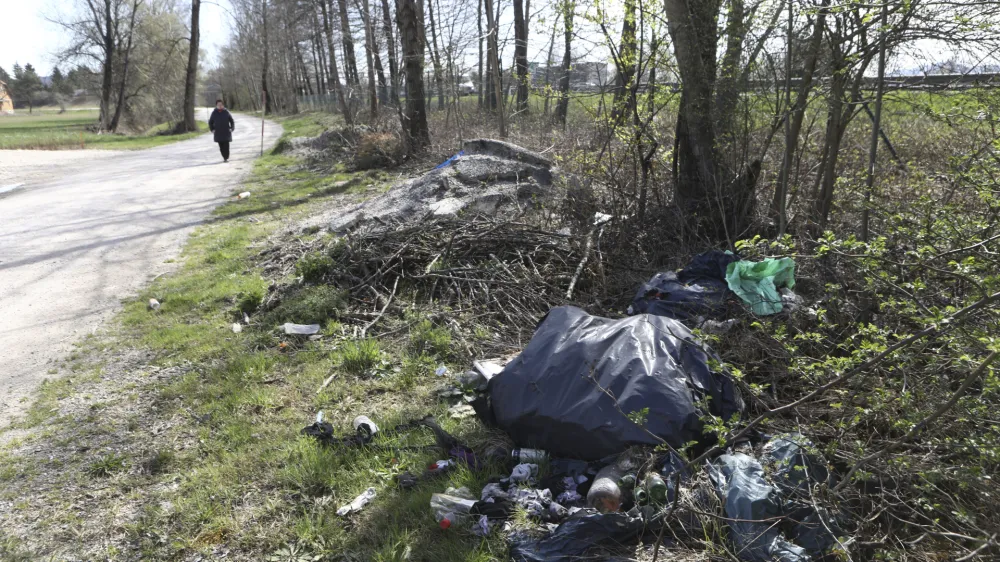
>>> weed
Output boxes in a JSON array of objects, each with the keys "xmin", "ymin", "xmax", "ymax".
[
  {"xmin": 409, "ymin": 320, "xmax": 453, "ymax": 359},
  {"xmin": 296, "ymin": 252, "xmax": 335, "ymax": 283},
  {"xmin": 265, "ymin": 285, "xmax": 345, "ymax": 326},
  {"xmin": 236, "ymin": 286, "xmax": 266, "ymax": 315},
  {"xmin": 399, "ymin": 353, "xmax": 435, "ymax": 389},
  {"xmin": 141, "ymin": 449, "xmax": 175, "ymax": 475},
  {"xmin": 340, "ymin": 338, "xmax": 381, "ymax": 376},
  {"xmin": 88, "ymin": 453, "xmax": 129, "ymax": 477}
]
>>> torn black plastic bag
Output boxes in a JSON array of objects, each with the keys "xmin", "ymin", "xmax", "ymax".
[
  {"xmin": 630, "ymin": 250, "xmax": 739, "ymax": 321},
  {"xmin": 708, "ymin": 453, "xmax": 809, "ymax": 562},
  {"xmin": 489, "ymin": 306, "xmax": 744, "ymax": 460},
  {"xmin": 509, "ymin": 508, "xmax": 645, "ymax": 562}
]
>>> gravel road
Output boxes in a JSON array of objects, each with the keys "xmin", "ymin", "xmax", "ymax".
[{"xmin": 0, "ymin": 110, "xmax": 282, "ymax": 424}]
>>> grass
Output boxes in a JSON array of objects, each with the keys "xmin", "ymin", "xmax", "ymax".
[
  {"xmin": 0, "ymin": 108, "xmax": 210, "ymax": 150},
  {"xmin": 0, "ymin": 111, "xmax": 510, "ymax": 560}
]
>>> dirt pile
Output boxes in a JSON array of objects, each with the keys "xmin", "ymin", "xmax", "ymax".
[{"xmin": 327, "ymin": 139, "xmax": 560, "ymax": 232}]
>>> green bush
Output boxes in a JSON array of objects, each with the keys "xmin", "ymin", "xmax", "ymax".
[{"xmin": 236, "ymin": 286, "xmax": 266, "ymax": 315}]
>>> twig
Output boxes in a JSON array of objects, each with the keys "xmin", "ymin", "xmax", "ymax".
[
  {"xmin": 566, "ymin": 226, "xmax": 598, "ymax": 300},
  {"xmin": 833, "ymin": 349, "xmax": 999, "ymax": 492},
  {"xmin": 317, "ymin": 372, "xmax": 337, "ymax": 395},
  {"xmin": 956, "ymin": 534, "xmax": 999, "ymax": 561},
  {"xmin": 360, "ymin": 276, "xmax": 399, "ymax": 338}
]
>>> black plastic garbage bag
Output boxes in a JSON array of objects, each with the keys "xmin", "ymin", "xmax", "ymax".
[
  {"xmin": 707, "ymin": 453, "xmax": 809, "ymax": 562},
  {"xmin": 630, "ymin": 250, "xmax": 739, "ymax": 321},
  {"xmin": 509, "ymin": 508, "xmax": 645, "ymax": 562},
  {"xmin": 489, "ymin": 306, "xmax": 743, "ymax": 460}
]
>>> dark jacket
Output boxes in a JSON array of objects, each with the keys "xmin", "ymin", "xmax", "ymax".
[{"xmin": 209, "ymin": 108, "xmax": 234, "ymax": 143}]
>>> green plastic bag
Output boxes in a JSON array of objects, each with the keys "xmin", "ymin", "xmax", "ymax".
[{"xmin": 725, "ymin": 258, "xmax": 796, "ymax": 316}]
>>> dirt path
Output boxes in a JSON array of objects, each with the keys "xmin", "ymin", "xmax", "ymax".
[{"xmin": 0, "ymin": 111, "xmax": 282, "ymax": 425}]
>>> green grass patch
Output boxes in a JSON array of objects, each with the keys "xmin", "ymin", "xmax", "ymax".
[{"xmin": 0, "ymin": 109, "xmax": 210, "ymax": 150}]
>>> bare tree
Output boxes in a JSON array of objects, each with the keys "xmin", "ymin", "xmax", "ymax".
[
  {"xmin": 554, "ymin": 0, "xmax": 573, "ymax": 126},
  {"xmin": 182, "ymin": 0, "xmax": 200, "ymax": 132},
  {"xmin": 513, "ymin": 0, "xmax": 529, "ymax": 113},
  {"xmin": 397, "ymin": 0, "xmax": 430, "ymax": 150}
]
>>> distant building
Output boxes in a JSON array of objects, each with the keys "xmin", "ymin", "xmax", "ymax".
[{"xmin": 0, "ymin": 81, "xmax": 13, "ymax": 114}]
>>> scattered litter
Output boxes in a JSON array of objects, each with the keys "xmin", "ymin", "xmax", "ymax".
[
  {"xmin": 510, "ymin": 463, "xmax": 538, "ymax": 484},
  {"xmin": 699, "ymin": 318, "xmax": 738, "ymax": 335},
  {"xmin": 231, "ymin": 323, "xmax": 242, "ymax": 333},
  {"xmin": 236, "ymin": 191, "xmax": 251, "ymax": 199},
  {"xmin": 587, "ymin": 452, "xmax": 639, "ymax": 512},
  {"xmin": 474, "ymin": 514, "xmax": 490, "ymax": 535},
  {"xmin": 283, "ymin": 323, "xmax": 320, "ymax": 335},
  {"xmin": 489, "ymin": 306, "xmax": 743, "ymax": 460},
  {"xmin": 427, "ymin": 459, "xmax": 453, "ymax": 474},
  {"xmin": 448, "ymin": 403, "xmax": 476, "ymax": 419},
  {"xmin": 511, "ymin": 448, "xmax": 548, "ymax": 463},
  {"xmin": 509, "ymin": 508, "xmax": 645, "ymax": 562},
  {"xmin": 352, "ymin": 415, "xmax": 378, "ymax": 438},
  {"xmin": 556, "ymin": 476, "xmax": 583, "ymax": 504},
  {"xmin": 434, "ymin": 149, "xmax": 465, "ymax": 169},
  {"xmin": 336, "ymin": 487, "xmax": 376, "ymax": 516},
  {"xmin": 430, "ymin": 489, "xmax": 477, "ymax": 529},
  {"xmin": 148, "ymin": 298, "xmax": 160, "ymax": 311},
  {"xmin": 435, "ymin": 365, "xmax": 448, "ymax": 377},
  {"xmin": 725, "ymin": 257, "xmax": 796, "ymax": 316},
  {"xmin": 629, "ymin": 250, "xmax": 738, "ymax": 321},
  {"xmin": 708, "ymin": 434, "xmax": 844, "ymax": 562},
  {"xmin": 243, "ymin": 312, "xmax": 250, "ymax": 324}
]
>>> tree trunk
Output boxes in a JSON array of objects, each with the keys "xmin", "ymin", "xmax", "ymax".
[
  {"xmin": 110, "ymin": 0, "xmax": 140, "ymax": 132},
  {"xmin": 396, "ymin": 0, "xmax": 429, "ymax": 150},
  {"xmin": 513, "ymin": 0, "xmax": 529, "ymax": 113},
  {"xmin": 262, "ymin": 0, "xmax": 272, "ymax": 114},
  {"xmin": 359, "ymin": 0, "xmax": 378, "ymax": 116},
  {"xmin": 483, "ymin": 0, "xmax": 506, "ymax": 136},
  {"xmin": 426, "ymin": 0, "xmax": 445, "ymax": 110},
  {"xmin": 319, "ymin": 0, "xmax": 351, "ymax": 121},
  {"xmin": 611, "ymin": 0, "xmax": 636, "ymax": 123},
  {"xmin": 861, "ymin": 1, "xmax": 888, "ymax": 242},
  {"xmin": 99, "ymin": 0, "xmax": 115, "ymax": 130},
  {"xmin": 554, "ymin": 0, "xmax": 573, "ymax": 126},
  {"xmin": 380, "ymin": 0, "xmax": 399, "ymax": 104},
  {"xmin": 183, "ymin": 0, "xmax": 200, "ymax": 132},
  {"xmin": 477, "ymin": 0, "xmax": 484, "ymax": 109},
  {"xmin": 543, "ymin": 11, "xmax": 560, "ymax": 116},
  {"xmin": 336, "ymin": 0, "xmax": 360, "ymax": 86}
]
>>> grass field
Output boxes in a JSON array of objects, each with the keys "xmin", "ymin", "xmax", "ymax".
[{"xmin": 0, "ymin": 109, "xmax": 209, "ymax": 150}]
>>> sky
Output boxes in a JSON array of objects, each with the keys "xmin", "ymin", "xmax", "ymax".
[{"xmin": 0, "ymin": 0, "xmax": 230, "ymax": 77}]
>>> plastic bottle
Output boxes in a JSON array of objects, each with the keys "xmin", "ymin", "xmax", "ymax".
[
  {"xmin": 353, "ymin": 415, "xmax": 378, "ymax": 438},
  {"xmin": 511, "ymin": 448, "xmax": 548, "ymax": 463},
  {"xmin": 148, "ymin": 298, "xmax": 160, "ymax": 311},
  {"xmin": 430, "ymin": 493, "xmax": 476, "ymax": 529},
  {"xmin": 643, "ymin": 472, "xmax": 668, "ymax": 504}
]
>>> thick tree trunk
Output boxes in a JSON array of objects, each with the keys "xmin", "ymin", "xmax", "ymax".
[
  {"xmin": 513, "ymin": 0, "xmax": 529, "ymax": 113},
  {"xmin": 380, "ymin": 0, "xmax": 399, "ymax": 104},
  {"xmin": 426, "ymin": 0, "xmax": 445, "ymax": 110},
  {"xmin": 336, "ymin": 0, "xmax": 360, "ymax": 86},
  {"xmin": 664, "ymin": 0, "xmax": 758, "ymax": 237},
  {"xmin": 319, "ymin": 0, "xmax": 351, "ymax": 121},
  {"xmin": 554, "ymin": 0, "xmax": 573, "ymax": 126},
  {"xmin": 183, "ymin": 0, "xmax": 200, "ymax": 132},
  {"xmin": 483, "ymin": 0, "xmax": 506, "ymax": 136},
  {"xmin": 396, "ymin": 0, "xmax": 429, "ymax": 150}
]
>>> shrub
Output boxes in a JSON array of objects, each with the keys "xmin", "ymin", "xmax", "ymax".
[
  {"xmin": 354, "ymin": 132, "xmax": 403, "ymax": 170},
  {"xmin": 266, "ymin": 285, "xmax": 345, "ymax": 326}
]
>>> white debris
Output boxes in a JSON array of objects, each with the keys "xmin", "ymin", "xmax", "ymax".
[
  {"xmin": 283, "ymin": 323, "xmax": 321, "ymax": 335},
  {"xmin": 336, "ymin": 487, "xmax": 376, "ymax": 516},
  {"xmin": 237, "ymin": 191, "xmax": 251, "ymax": 199},
  {"xmin": 232, "ymin": 323, "xmax": 242, "ymax": 333},
  {"xmin": 148, "ymin": 298, "xmax": 160, "ymax": 311}
]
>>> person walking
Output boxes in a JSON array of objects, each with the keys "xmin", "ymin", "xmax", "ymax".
[{"xmin": 208, "ymin": 99, "xmax": 235, "ymax": 162}]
